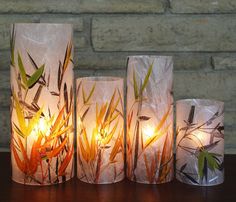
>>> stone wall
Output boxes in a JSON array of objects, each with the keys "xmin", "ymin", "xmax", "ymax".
[{"xmin": 0, "ymin": 0, "xmax": 235, "ymax": 153}]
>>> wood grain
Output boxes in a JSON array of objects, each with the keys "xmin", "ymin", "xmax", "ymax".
[{"xmin": 0, "ymin": 152, "xmax": 235, "ymax": 202}]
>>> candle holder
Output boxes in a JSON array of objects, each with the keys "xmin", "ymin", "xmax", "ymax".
[
  {"xmin": 176, "ymin": 99, "xmax": 224, "ymax": 186},
  {"xmin": 76, "ymin": 77, "xmax": 124, "ymax": 184},
  {"xmin": 10, "ymin": 23, "xmax": 74, "ymax": 185},
  {"xmin": 126, "ymin": 56, "xmax": 174, "ymax": 184}
]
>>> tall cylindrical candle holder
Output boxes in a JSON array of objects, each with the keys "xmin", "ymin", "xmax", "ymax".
[
  {"xmin": 126, "ymin": 56, "xmax": 174, "ymax": 184},
  {"xmin": 10, "ymin": 23, "xmax": 74, "ymax": 185},
  {"xmin": 76, "ymin": 77, "xmax": 124, "ymax": 184},
  {"xmin": 176, "ymin": 99, "xmax": 224, "ymax": 186}
]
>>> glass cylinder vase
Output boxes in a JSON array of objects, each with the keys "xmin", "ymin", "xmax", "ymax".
[
  {"xmin": 126, "ymin": 56, "xmax": 174, "ymax": 184},
  {"xmin": 76, "ymin": 77, "xmax": 125, "ymax": 184},
  {"xmin": 10, "ymin": 23, "xmax": 74, "ymax": 185},
  {"xmin": 176, "ymin": 99, "xmax": 224, "ymax": 186}
]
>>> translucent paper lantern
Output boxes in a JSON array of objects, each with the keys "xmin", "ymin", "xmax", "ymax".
[
  {"xmin": 176, "ymin": 99, "xmax": 224, "ymax": 186},
  {"xmin": 10, "ymin": 23, "xmax": 74, "ymax": 185},
  {"xmin": 126, "ymin": 56, "xmax": 174, "ymax": 184},
  {"xmin": 76, "ymin": 77, "xmax": 125, "ymax": 184}
]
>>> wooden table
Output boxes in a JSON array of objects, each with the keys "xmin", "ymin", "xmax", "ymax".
[{"xmin": 0, "ymin": 152, "xmax": 235, "ymax": 202}]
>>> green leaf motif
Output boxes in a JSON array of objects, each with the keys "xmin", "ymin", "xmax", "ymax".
[
  {"xmin": 141, "ymin": 61, "xmax": 154, "ymax": 93},
  {"xmin": 17, "ymin": 52, "xmax": 28, "ymax": 88},
  {"xmin": 10, "ymin": 25, "xmax": 16, "ymax": 66},
  {"xmin": 27, "ymin": 65, "xmax": 45, "ymax": 88},
  {"xmin": 198, "ymin": 151, "xmax": 205, "ymax": 178},
  {"xmin": 198, "ymin": 150, "xmax": 220, "ymax": 179},
  {"xmin": 85, "ymin": 83, "xmax": 96, "ymax": 104},
  {"xmin": 13, "ymin": 92, "xmax": 26, "ymax": 135},
  {"xmin": 132, "ymin": 61, "xmax": 154, "ymax": 100},
  {"xmin": 13, "ymin": 92, "xmax": 44, "ymax": 138},
  {"xmin": 133, "ymin": 70, "xmax": 139, "ymax": 100}
]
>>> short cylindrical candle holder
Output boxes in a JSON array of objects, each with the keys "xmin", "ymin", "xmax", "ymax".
[
  {"xmin": 10, "ymin": 23, "xmax": 74, "ymax": 185},
  {"xmin": 176, "ymin": 99, "xmax": 224, "ymax": 186},
  {"xmin": 76, "ymin": 77, "xmax": 125, "ymax": 184},
  {"xmin": 126, "ymin": 56, "xmax": 174, "ymax": 184}
]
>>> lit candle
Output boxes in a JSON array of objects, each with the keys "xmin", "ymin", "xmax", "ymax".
[
  {"xmin": 10, "ymin": 23, "xmax": 74, "ymax": 185},
  {"xmin": 126, "ymin": 56, "xmax": 174, "ymax": 184},
  {"xmin": 76, "ymin": 77, "xmax": 124, "ymax": 184},
  {"xmin": 176, "ymin": 99, "xmax": 224, "ymax": 186}
]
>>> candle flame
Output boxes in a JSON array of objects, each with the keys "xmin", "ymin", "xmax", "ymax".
[{"xmin": 32, "ymin": 118, "xmax": 50, "ymax": 140}]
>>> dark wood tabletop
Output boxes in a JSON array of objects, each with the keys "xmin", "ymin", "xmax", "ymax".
[{"xmin": 0, "ymin": 152, "xmax": 235, "ymax": 202}]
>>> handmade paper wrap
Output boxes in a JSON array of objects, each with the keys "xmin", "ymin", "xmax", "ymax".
[
  {"xmin": 126, "ymin": 56, "xmax": 174, "ymax": 184},
  {"xmin": 176, "ymin": 99, "xmax": 224, "ymax": 186},
  {"xmin": 76, "ymin": 77, "xmax": 124, "ymax": 184},
  {"xmin": 10, "ymin": 23, "xmax": 74, "ymax": 185}
]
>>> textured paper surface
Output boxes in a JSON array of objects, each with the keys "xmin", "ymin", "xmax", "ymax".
[
  {"xmin": 126, "ymin": 56, "xmax": 174, "ymax": 184},
  {"xmin": 176, "ymin": 99, "xmax": 224, "ymax": 186},
  {"xmin": 10, "ymin": 23, "xmax": 74, "ymax": 185},
  {"xmin": 76, "ymin": 77, "xmax": 124, "ymax": 184}
]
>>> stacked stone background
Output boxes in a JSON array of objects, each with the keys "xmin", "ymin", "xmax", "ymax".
[{"xmin": 0, "ymin": 0, "xmax": 235, "ymax": 153}]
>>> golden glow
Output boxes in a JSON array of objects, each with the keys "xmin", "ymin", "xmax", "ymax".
[
  {"xmin": 192, "ymin": 131, "xmax": 208, "ymax": 146},
  {"xmin": 96, "ymin": 129, "xmax": 108, "ymax": 142},
  {"xmin": 195, "ymin": 131, "xmax": 206, "ymax": 141},
  {"xmin": 38, "ymin": 118, "xmax": 48, "ymax": 133},
  {"xmin": 96, "ymin": 133, "xmax": 102, "ymax": 142},
  {"xmin": 143, "ymin": 125, "xmax": 155, "ymax": 138},
  {"xmin": 32, "ymin": 118, "xmax": 50, "ymax": 139}
]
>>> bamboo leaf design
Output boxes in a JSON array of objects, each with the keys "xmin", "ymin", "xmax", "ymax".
[
  {"xmin": 82, "ymin": 83, "xmax": 96, "ymax": 104},
  {"xmin": 82, "ymin": 86, "xmax": 86, "ymax": 104},
  {"xmin": 17, "ymin": 52, "xmax": 28, "ymax": 88},
  {"xmin": 58, "ymin": 146, "xmax": 74, "ymax": 176},
  {"xmin": 13, "ymin": 93, "xmax": 27, "ymax": 136},
  {"xmin": 10, "ymin": 24, "xmax": 16, "ymax": 66},
  {"xmin": 12, "ymin": 142, "xmax": 26, "ymax": 173},
  {"xmin": 198, "ymin": 150, "xmax": 220, "ymax": 179},
  {"xmin": 81, "ymin": 107, "xmax": 90, "ymax": 121},
  {"xmin": 183, "ymin": 172, "xmax": 199, "ymax": 184},
  {"xmin": 86, "ymin": 83, "xmax": 96, "ymax": 104},
  {"xmin": 101, "ymin": 120, "xmax": 119, "ymax": 145},
  {"xmin": 110, "ymin": 130, "xmax": 122, "ymax": 162},
  {"xmin": 46, "ymin": 137, "xmax": 68, "ymax": 159},
  {"xmin": 62, "ymin": 41, "xmax": 72, "ymax": 73},
  {"xmin": 133, "ymin": 70, "xmax": 139, "ymax": 100},
  {"xmin": 154, "ymin": 106, "xmax": 171, "ymax": 133},
  {"xmin": 138, "ymin": 116, "xmax": 151, "ymax": 121},
  {"xmin": 187, "ymin": 106, "xmax": 195, "ymax": 124},
  {"xmin": 198, "ymin": 151, "xmax": 205, "ymax": 179},
  {"xmin": 29, "ymin": 134, "xmax": 43, "ymax": 174},
  {"xmin": 64, "ymin": 83, "xmax": 69, "ymax": 113},
  {"xmin": 141, "ymin": 61, "xmax": 154, "ymax": 93},
  {"xmin": 27, "ymin": 65, "xmax": 45, "ymax": 88}
]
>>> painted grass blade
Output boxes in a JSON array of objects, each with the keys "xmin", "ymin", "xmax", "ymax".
[
  {"xmin": 155, "ymin": 106, "xmax": 171, "ymax": 133},
  {"xmin": 47, "ymin": 137, "xmax": 68, "ymax": 158},
  {"xmin": 17, "ymin": 52, "xmax": 28, "ymax": 87},
  {"xmin": 59, "ymin": 146, "xmax": 74, "ymax": 176},
  {"xmin": 133, "ymin": 70, "xmax": 139, "ymax": 99},
  {"xmin": 141, "ymin": 61, "xmax": 153, "ymax": 93},
  {"xmin": 110, "ymin": 130, "xmax": 122, "ymax": 162},
  {"xmin": 85, "ymin": 83, "xmax": 96, "ymax": 104},
  {"xmin": 13, "ymin": 93, "xmax": 26, "ymax": 136}
]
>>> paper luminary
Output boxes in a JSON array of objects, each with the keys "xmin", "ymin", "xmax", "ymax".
[
  {"xmin": 10, "ymin": 23, "xmax": 74, "ymax": 185},
  {"xmin": 126, "ymin": 56, "xmax": 174, "ymax": 184},
  {"xmin": 76, "ymin": 77, "xmax": 125, "ymax": 184},
  {"xmin": 176, "ymin": 99, "xmax": 224, "ymax": 186}
]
